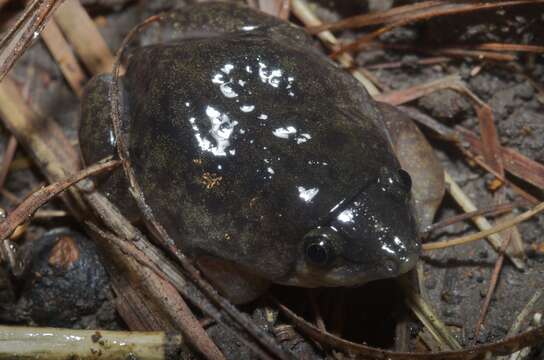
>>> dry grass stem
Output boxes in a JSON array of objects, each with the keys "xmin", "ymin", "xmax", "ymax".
[
  {"xmin": 476, "ymin": 43, "xmax": 544, "ymax": 53},
  {"xmin": 457, "ymin": 145, "xmax": 541, "ymax": 206},
  {"xmin": 32, "ymin": 209, "xmax": 68, "ymax": 218},
  {"xmin": 0, "ymin": 325, "xmax": 183, "ymax": 359},
  {"xmin": 254, "ymin": 0, "xmax": 290, "ymax": 19},
  {"xmin": 505, "ymin": 289, "xmax": 544, "ymax": 355},
  {"xmin": 377, "ymin": 75, "xmax": 530, "ymax": 258},
  {"xmin": 458, "ymin": 127, "xmax": 544, "ymax": 192},
  {"xmin": 0, "ymin": 0, "xmax": 65, "ymax": 80},
  {"xmin": 398, "ymin": 106, "xmax": 459, "ymax": 141},
  {"xmin": 401, "ymin": 279, "xmax": 462, "ymax": 351},
  {"xmin": 438, "ymin": 171, "xmax": 525, "ymax": 269},
  {"xmin": 41, "ymin": 19, "xmax": 86, "ymax": 96},
  {"xmin": 366, "ymin": 56, "xmax": 451, "ymax": 70},
  {"xmin": 87, "ymin": 224, "xmax": 226, "ymax": 360},
  {"xmin": 307, "ymin": 290, "xmax": 327, "ymax": 332},
  {"xmin": 423, "ymin": 200, "xmax": 544, "ymax": 251},
  {"xmin": 291, "ymin": 0, "xmax": 380, "ymax": 95},
  {"xmin": 325, "ymin": 1, "xmax": 543, "ymax": 56},
  {"xmin": 375, "ymin": 75, "xmax": 463, "ymax": 106},
  {"xmin": 0, "ymin": 77, "xmax": 80, "ymax": 181},
  {"xmin": 308, "ymin": 0, "xmax": 443, "ymax": 33},
  {"xmin": 474, "ymin": 232, "xmax": 513, "ymax": 340},
  {"xmin": 0, "ymin": 159, "xmax": 119, "ymax": 241},
  {"xmin": 0, "ymin": 136, "xmax": 17, "ymax": 191},
  {"xmin": 423, "ymin": 201, "xmax": 518, "ymax": 234},
  {"xmin": 276, "ymin": 297, "xmax": 544, "ymax": 359},
  {"xmin": 53, "ymin": 0, "xmax": 115, "ymax": 75}
]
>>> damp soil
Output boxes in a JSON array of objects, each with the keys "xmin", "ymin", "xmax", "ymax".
[{"xmin": 0, "ymin": 1, "xmax": 543, "ymax": 359}]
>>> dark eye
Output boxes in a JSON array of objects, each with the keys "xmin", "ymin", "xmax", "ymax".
[
  {"xmin": 398, "ymin": 169, "xmax": 412, "ymax": 192},
  {"xmin": 304, "ymin": 237, "xmax": 335, "ymax": 267}
]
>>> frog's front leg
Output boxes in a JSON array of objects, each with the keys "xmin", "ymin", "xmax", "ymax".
[
  {"xmin": 79, "ymin": 74, "xmax": 140, "ymax": 221},
  {"xmin": 378, "ymin": 103, "xmax": 445, "ymax": 231},
  {"xmin": 196, "ymin": 256, "xmax": 271, "ymax": 304}
]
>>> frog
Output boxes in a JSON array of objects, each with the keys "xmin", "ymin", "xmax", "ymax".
[{"xmin": 79, "ymin": 2, "xmax": 444, "ymax": 304}]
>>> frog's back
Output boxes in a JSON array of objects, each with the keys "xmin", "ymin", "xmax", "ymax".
[{"xmin": 123, "ymin": 8, "xmax": 400, "ymax": 280}]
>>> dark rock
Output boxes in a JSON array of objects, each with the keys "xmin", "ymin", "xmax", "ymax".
[{"xmin": 15, "ymin": 229, "xmax": 112, "ymax": 328}]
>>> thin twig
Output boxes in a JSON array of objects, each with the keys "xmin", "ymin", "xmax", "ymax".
[
  {"xmin": 474, "ymin": 231, "xmax": 514, "ymax": 340},
  {"xmin": 291, "ymin": 0, "xmax": 380, "ymax": 95},
  {"xmin": 0, "ymin": 160, "xmax": 119, "ymax": 241},
  {"xmin": 85, "ymin": 192, "xmax": 268, "ymax": 360},
  {"xmin": 328, "ymin": 1, "xmax": 543, "ymax": 56},
  {"xmin": 275, "ymin": 298, "xmax": 544, "ymax": 360},
  {"xmin": 53, "ymin": 0, "xmax": 115, "ymax": 75},
  {"xmin": 507, "ymin": 290, "xmax": 544, "ymax": 338},
  {"xmin": 0, "ymin": 0, "xmax": 65, "ymax": 81},
  {"xmin": 401, "ymin": 278, "xmax": 462, "ymax": 350},
  {"xmin": 423, "ymin": 201, "xmax": 544, "ymax": 251},
  {"xmin": 86, "ymin": 223, "xmax": 226, "ymax": 360},
  {"xmin": 458, "ymin": 127, "xmax": 544, "ymax": 193},
  {"xmin": 440, "ymin": 171, "xmax": 525, "ymax": 269},
  {"xmin": 307, "ymin": 290, "xmax": 326, "ymax": 332},
  {"xmin": 33, "ymin": 209, "xmax": 68, "ymax": 218},
  {"xmin": 0, "ymin": 136, "xmax": 17, "ymax": 191},
  {"xmin": 423, "ymin": 201, "xmax": 519, "ymax": 234},
  {"xmin": 41, "ymin": 19, "xmax": 86, "ymax": 96}
]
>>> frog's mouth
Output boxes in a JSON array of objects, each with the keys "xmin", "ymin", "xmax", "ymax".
[{"xmin": 278, "ymin": 251, "xmax": 418, "ymax": 288}]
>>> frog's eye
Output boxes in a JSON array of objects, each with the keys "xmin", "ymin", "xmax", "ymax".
[
  {"xmin": 304, "ymin": 236, "xmax": 336, "ymax": 267},
  {"xmin": 398, "ymin": 169, "xmax": 412, "ymax": 192}
]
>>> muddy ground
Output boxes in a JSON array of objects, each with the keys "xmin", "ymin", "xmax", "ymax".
[{"xmin": 0, "ymin": 0, "xmax": 543, "ymax": 359}]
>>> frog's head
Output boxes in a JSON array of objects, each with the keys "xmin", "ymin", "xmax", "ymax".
[{"xmin": 283, "ymin": 167, "xmax": 419, "ymax": 287}]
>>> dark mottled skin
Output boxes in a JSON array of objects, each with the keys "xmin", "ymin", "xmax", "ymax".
[
  {"xmin": 80, "ymin": 3, "xmax": 424, "ymax": 303},
  {"xmin": 80, "ymin": 75, "xmax": 140, "ymax": 221}
]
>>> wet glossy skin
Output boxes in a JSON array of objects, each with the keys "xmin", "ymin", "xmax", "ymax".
[{"xmin": 80, "ymin": 3, "xmax": 422, "ymax": 303}]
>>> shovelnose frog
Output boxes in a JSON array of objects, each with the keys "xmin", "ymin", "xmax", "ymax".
[{"xmin": 79, "ymin": 2, "xmax": 444, "ymax": 303}]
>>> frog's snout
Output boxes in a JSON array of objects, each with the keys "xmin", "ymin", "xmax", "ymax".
[{"xmin": 281, "ymin": 169, "xmax": 420, "ymax": 288}]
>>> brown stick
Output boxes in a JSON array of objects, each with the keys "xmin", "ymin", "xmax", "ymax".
[
  {"xmin": 329, "ymin": 1, "xmax": 543, "ymax": 56},
  {"xmin": 0, "ymin": 160, "xmax": 119, "ymax": 241},
  {"xmin": 458, "ymin": 127, "xmax": 544, "ymax": 192},
  {"xmin": 423, "ymin": 202, "xmax": 519, "ymax": 234},
  {"xmin": 275, "ymin": 299, "xmax": 544, "ymax": 360},
  {"xmin": 474, "ymin": 232, "xmax": 513, "ymax": 341},
  {"xmin": 89, "ymin": 223, "xmax": 226, "ymax": 360},
  {"xmin": 41, "ymin": 19, "xmax": 86, "ymax": 96},
  {"xmin": 0, "ymin": 136, "xmax": 18, "ymax": 191},
  {"xmin": 423, "ymin": 201, "xmax": 544, "ymax": 251},
  {"xmin": 0, "ymin": 76, "xmax": 84, "ymax": 217},
  {"xmin": 0, "ymin": 0, "xmax": 66, "ymax": 81},
  {"xmin": 0, "ymin": 77, "xmax": 80, "ymax": 182},
  {"xmin": 53, "ymin": 0, "xmax": 115, "ymax": 75}
]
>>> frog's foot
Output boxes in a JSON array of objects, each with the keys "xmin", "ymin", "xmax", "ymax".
[
  {"xmin": 377, "ymin": 102, "xmax": 445, "ymax": 231},
  {"xmin": 195, "ymin": 256, "xmax": 271, "ymax": 304}
]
